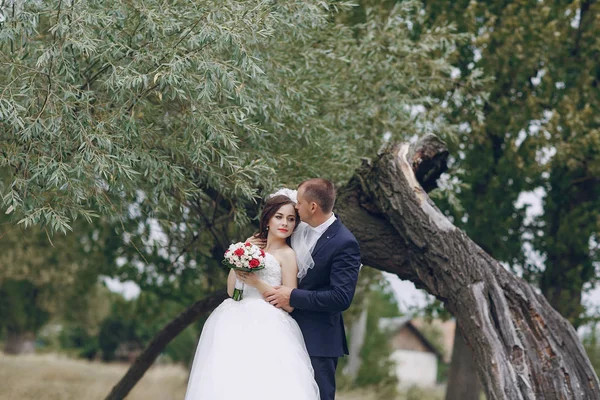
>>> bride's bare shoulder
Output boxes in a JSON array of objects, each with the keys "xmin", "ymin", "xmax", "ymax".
[
  {"xmin": 271, "ymin": 246, "xmax": 296, "ymax": 266},
  {"xmin": 283, "ymin": 245, "xmax": 296, "ymax": 256},
  {"xmin": 280, "ymin": 247, "xmax": 297, "ymax": 267}
]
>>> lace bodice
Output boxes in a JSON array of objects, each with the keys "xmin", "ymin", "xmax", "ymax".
[{"xmin": 243, "ymin": 253, "xmax": 282, "ymax": 299}]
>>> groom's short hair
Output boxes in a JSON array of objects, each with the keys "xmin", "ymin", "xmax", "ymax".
[{"xmin": 298, "ymin": 178, "xmax": 335, "ymax": 213}]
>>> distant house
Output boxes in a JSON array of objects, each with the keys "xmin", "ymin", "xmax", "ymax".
[
  {"xmin": 380, "ymin": 316, "xmax": 454, "ymax": 388},
  {"xmin": 411, "ymin": 317, "xmax": 456, "ymax": 363}
]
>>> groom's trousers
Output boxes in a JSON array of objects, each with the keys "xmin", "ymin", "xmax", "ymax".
[{"xmin": 310, "ymin": 356, "xmax": 338, "ymax": 400}]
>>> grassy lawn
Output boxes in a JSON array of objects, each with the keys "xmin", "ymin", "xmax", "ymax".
[{"xmin": 0, "ymin": 352, "xmax": 445, "ymax": 400}]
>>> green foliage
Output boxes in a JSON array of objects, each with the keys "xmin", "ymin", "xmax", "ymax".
[
  {"xmin": 1, "ymin": 2, "xmax": 485, "ymax": 346},
  {"xmin": 98, "ymin": 315, "xmax": 136, "ymax": 362},
  {"xmin": 58, "ymin": 325, "xmax": 99, "ymax": 360},
  {"xmin": 0, "ymin": 0, "xmax": 484, "ymax": 233}
]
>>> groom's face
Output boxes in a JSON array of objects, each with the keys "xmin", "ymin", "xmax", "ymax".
[{"xmin": 295, "ymin": 188, "xmax": 314, "ymax": 226}]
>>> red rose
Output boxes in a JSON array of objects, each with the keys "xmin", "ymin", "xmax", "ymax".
[
  {"xmin": 260, "ymin": 249, "xmax": 265, "ymax": 257},
  {"xmin": 245, "ymin": 242, "xmax": 251, "ymax": 247},
  {"xmin": 234, "ymin": 248, "xmax": 245, "ymax": 256},
  {"xmin": 249, "ymin": 258, "xmax": 260, "ymax": 268}
]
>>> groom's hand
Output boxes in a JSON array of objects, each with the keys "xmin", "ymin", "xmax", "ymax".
[
  {"xmin": 246, "ymin": 236, "xmax": 267, "ymax": 249},
  {"xmin": 264, "ymin": 285, "xmax": 292, "ymax": 309}
]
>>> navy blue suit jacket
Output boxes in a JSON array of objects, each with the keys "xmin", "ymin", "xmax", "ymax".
[{"xmin": 290, "ymin": 217, "xmax": 361, "ymax": 358}]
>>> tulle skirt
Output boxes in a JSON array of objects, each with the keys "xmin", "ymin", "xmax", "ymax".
[{"xmin": 184, "ymin": 297, "xmax": 320, "ymax": 400}]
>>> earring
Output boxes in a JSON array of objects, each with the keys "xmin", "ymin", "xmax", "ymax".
[{"xmin": 266, "ymin": 226, "xmax": 269, "ymax": 231}]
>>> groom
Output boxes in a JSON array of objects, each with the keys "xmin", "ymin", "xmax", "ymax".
[{"xmin": 264, "ymin": 178, "xmax": 362, "ymax": 400}]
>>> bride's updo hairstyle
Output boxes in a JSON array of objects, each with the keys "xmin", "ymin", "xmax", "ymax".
[{"xmin": 256, "ymin": 195, "xmax": 300, "ymax": 241}]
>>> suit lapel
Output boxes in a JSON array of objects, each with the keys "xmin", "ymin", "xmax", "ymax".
[{"xmin": 311, "ymin": 218, "xmax": 341, "ymax": 257}]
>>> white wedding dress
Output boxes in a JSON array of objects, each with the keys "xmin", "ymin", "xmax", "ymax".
[{"xmin": 184, "ymin": 253, "xmax": 320, "ymax": 400}]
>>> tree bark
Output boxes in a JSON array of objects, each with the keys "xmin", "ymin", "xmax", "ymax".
[
  {"xmin": 445, "ymin": 322, "xmax": 482, "ymax": 400},
  {"xmin": 335, "ymin": 135, "xmax": 600, "ymax": 399},
  {"xmin": 3, "ymin": 331, "xmax": 36, "ymax": 355},
  {"xmin": 105, "ymin": 291, "xmax": 228, "ymax": 400}
]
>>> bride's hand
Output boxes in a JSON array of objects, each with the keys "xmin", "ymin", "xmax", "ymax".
[{"xmin": 235, "ymin": 271, "xmax": 260, "ymax": 287}]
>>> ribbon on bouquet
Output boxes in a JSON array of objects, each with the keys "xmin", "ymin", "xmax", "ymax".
[{"xmin": 232, "ymin": 277, "xmax": 245, "ymax": 301}]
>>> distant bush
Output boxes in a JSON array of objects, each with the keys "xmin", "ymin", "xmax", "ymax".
[{"xmin": 58, "ymin": 325, "xmax": 99, "ymax": 360}]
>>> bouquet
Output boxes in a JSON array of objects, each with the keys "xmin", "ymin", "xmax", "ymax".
[{"xmin": 222, "ymin": 241, "xmax": 266, "ymax": 301}]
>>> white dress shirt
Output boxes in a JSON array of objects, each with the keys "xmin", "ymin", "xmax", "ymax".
[{"xmin": 307, "ymin": 213, "xmax": 337, "ymax": 253}]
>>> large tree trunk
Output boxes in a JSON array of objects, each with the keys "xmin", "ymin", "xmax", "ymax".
[
  {"xmin": 105, "ymin": 291, "xmax": 227, "ymax": 400},
  {"xmin": 445, "ymin": 322, "xmax": 482, "ymax": 400},
  {"xmin": 335, "ymin": 135, "xmax": 600, "ymax": 399},
  {"xmin": 3, "ymin": 331, "xmax": 36, "ymax": 355}
]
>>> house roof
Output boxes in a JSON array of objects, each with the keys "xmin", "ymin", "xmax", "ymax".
[
  {"xmin": 379, "ymin": 317, "xmax": 445, "ymax": 360},
  {"xmin": 412, "ymin": 318, "xmax": 456, "ymax": 362}
]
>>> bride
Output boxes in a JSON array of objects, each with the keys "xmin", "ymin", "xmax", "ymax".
[{"xmin": 184, "ymin": 193, "xmax": 320, "ymax": 400}]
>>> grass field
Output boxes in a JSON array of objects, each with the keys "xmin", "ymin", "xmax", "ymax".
[
  {"xmin": 0, "ymin": 352, "xmax": 444, "ymax": 400},
  {"xmin": 0, "ymin": 352, "xmax": 187, "ymax": 400}
]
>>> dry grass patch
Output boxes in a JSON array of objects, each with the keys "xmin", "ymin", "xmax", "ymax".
[
  {"xmin": 0, "ymin": 352, "xmax": 188, "ymax": 400},
  {"xmin": 0, "ymin": 352, "xmax": 445, "ymax": 400}
]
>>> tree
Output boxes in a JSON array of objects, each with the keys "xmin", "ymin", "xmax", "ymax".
[
  {"xmin": 444, "ymin": 324, "xmax": 481, "ymax": 400},
  {"xmin": 0, "ymin": 279, "xmax": 49, "ymax": 354},
  {"xmin": 1, "ymin": 0, "xmax": 479, "ymax": 368},
  {"xmin": 0, "ymin": 217, "xmax": 112, "ymax": 353},
  {"xmin": 1, "ymin": 1, "xmax": 480, "ymax": 332},
  {"xmin": 0, "ymin": 0, "xmax": 482, "ymax": 229},
  {"xmin": 420, "ymin": 0, "xmax": 600, "ymax": 329},
  {"xmin": 335, "ymin": 136, "xmax": 599, "ymax": 399},
  {"xmin": 415, "ymin": 1, "xmax": 600, "ymax": 397}
]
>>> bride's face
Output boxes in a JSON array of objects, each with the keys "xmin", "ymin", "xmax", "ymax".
[{"xmin": 268, "ymin": 203, "xmax": 297, "ymax": 239}]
